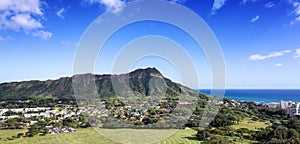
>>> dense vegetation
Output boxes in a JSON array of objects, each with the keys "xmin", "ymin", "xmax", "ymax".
[{"xmin": 193, "ymin": 99, "xmax": 300, "ymax": 143}]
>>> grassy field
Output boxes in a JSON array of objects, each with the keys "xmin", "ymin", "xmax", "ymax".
[
  {"xmin": 0, "ymin": 128, "xmax": 200, "ymax": 144},
  {"xmin": 155, "ymin": 128, "xmax": 200, "ymax": 144},
  {"xmin": 0, "ymin": 118, "xmax": 269, "ymax": 144},
  {"xmin": 222, "ymin": 117, "xmax": 271, "ymax": 143},
  {"xmin": 230, "ymin": 117, "xmax": 271, "ymax": 131},
  {"xmin": 0, "ymin": 128, "xmax": 116, "ymax": 144}
]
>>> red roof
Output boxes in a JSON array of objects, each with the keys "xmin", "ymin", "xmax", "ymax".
[{"xmin": 160, "ymin": 100, "xmax": 168, "ymax": 103}]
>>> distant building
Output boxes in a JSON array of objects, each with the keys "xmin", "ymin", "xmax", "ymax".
[
  {"xmin": 281, "ymin": 100, "xmax": 293, "ymax": 109},
  {"xmin": 268, "ymin": 102, "xmax": 280, "ymax": 108},
  {"xmin": 160, "ymin": 100, "xmax": 168, "ymax": 103},
  {"xmin": 296, "ymin": 103, "xmax": 300, "ymax": 115},
  {"xmin": 87, "ymin": 104, "xmax": 97, "ymax": 107},
  {"xmin": 0, "ymin": 115, "xmax": 19, "ymax": 119},
  {"xmin": 291, "ymin": 103, "xmax": 300, "ymax": 116},
  {"xmin": 49, "ymin": 127, "xmax": 76, "ymax": 135},
  {"xmin": 280, "ymin": 100, "xmax": 300, "ymax": 116},
  {"xmin": 175, "ymin": 100, "xmax": 191, "ymax": 105},
  {"xmin": 208, "ymin": 100, "xmax": 224, "ymax": 105}
]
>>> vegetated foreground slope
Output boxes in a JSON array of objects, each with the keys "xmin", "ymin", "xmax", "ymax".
[{"xmin": 0, "ymin": 128, "xmax": 199, "ymax": 144}]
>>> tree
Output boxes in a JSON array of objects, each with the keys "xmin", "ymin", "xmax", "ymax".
[
  {"xmin": 54, "ymin": 122, "xmax": 62, "ymax": 128},
  {"xmin": 78, "ymin": 112, "xmax": 90, "ymax": 128},
  {"xmin": 3, "ymin": 110, "xmax": 17, "ymax": 116},
  {"xmin": 287, "ymin": 118, "xmax": 300, "ymax": 133},
  {"xmin": 16, "ymin": 133, "xmax": 24, "ymax": 138},
  {"xmin": 196, "ymin": 128, "xmax": 210, "ymax": 140},
  {"xmin": 40, "ymin": 127, "xmax": 49, "ymax": 136},
  {"xmin": 62, "ymin": 117, "xmax": 78, "ymax": 128},
  {"xmin": 26, "ymin": 124, "xmax": 40, "ymax": 137}
]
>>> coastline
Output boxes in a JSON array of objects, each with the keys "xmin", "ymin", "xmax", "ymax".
[{"xmin": 198, "ymin": 89, "xmax": 300, "ymax": 104}]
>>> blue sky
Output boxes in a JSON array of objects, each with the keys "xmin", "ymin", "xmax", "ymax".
[{"xmin": 1, "ymin": 0, "xmax": 300, "ymax": 89}]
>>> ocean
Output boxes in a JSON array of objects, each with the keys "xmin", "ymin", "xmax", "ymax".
[{"xmin": 198, "ymin": 89, "xmax": 300, "ymax": 104}]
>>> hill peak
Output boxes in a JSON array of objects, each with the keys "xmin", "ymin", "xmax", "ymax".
[{"xmin": 129, "ymin": 67, "xmax": 164, "ymax": 79}]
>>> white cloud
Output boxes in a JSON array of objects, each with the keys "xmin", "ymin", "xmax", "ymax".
[
  {"xmin": 250, "ymin": 15, "xmax": 260, "ymax": 23},
  {"xmin": 273, "ymin": 63, "xmax": 283, "ymax": 67},
  {"xmin": 241, "ymin": 0, "xmax": 258, "ymax": 5},
  {"xmin": 293, "ymin": 2, "xmax": 300, "ymax": 15},
  {"xmin": 265, "ymin": 1, "xmax": 275, "ymax": 8},
  {"xmin": 169, "ymin": 0, "xmax": 187, "ymax": 4},
  {"xmin": 0, "ymin": 0, "xmax": 43, "ymax": 15},
  {"xmin": 295, "ymin": 49, "xmax": 300, "ymax": 59},
  {"xmin": 211, "ymin": 0, "xmax": 227, "ymax": 15},
  {"xmin": 291, "ymin": 15, "xmax": 300, "ymax": 26},
  {"xmin": 0, "ymin": 0, "xmax": 51, "ymax": 40},
  {"xmin": 56, "ymin": 8, "xmax": 65, "ymax": 19},
  {"xmin": 248, "ymin": 50, "xmax": 291, "ymax": 61},
  {"xmin": 9, "ymin": 14, "xmax": 42, "ymax": 30},
  {"xmin": 86, "ymin": 0, "xmax": 125, "ymax": 13},
  {"xmin": 290, "ymin": 1, "xmax": 300, "ymax": 26},
  {"xmin": 85, "ymin": 0, "xmax": 188, "ymax": 13},
  {"xmin": 32, "ymin": 30, "xmax": 52, "ymax": 40}
]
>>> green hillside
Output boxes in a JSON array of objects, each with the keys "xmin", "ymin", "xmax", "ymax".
[{"xmin": 0, "ymin": 68, "xmax": 206, "ymax": 101}]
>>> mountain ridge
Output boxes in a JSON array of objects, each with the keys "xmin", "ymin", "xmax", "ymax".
[{"xmin": 0, "ymin": 68, "xmax": 205, "ymax": 101}]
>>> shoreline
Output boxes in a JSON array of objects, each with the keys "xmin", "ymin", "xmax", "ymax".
[{"xmin": 198, "ymin": 89, "xmax": 300, "ymax": 104}]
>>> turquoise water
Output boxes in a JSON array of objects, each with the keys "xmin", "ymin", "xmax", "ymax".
[{"xmin": 198, "ymin": 89, "xmax": 300, "ymax": 103}]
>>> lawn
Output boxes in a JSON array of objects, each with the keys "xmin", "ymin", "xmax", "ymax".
[
  {"xmin": 0, "ymin": 128, "xmax": 200, "ymax": 144},
  {"xmin": 155, "ymin": 128, "xmax": 200, "ymax": 144},
  {"xmin": 0, "ymin": 128, "xmax": 116, "ymax": 144},
  {"xmin": 219, "ymin": 117, "xmax": 271, "ymax": 144},
  {"xmin": 230, "ymin": 117, "xmax": 271, "ymax": 131}
]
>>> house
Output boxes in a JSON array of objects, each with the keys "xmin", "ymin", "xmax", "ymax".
[
  {"xmin": 208, "ymin": 100, "xmax": 224, "ymax": 105},
  {"xmin": 268, "ymin": 102, "xmax": 280, "ymax": 108},
  {"xmin": 49, "ymin": 127, "xmax": 76, "ymax": 135},
  {"xmin": 160, "ymin": 100, "xmax": 168, "ymax": 103},
  {"xmin": 25, "ymin": 113, "xmax": 39, "ymax": 118},
  {"xmin": 30, "ymin": 121, "xmax": 38, "ymax": 124},
  {"xmin": 0, "ymin": 115, "xmax": 19, "ymax": 119},
  {"xmin": 175, "ymin": 100, "xmax": 191, "ymax": 105},
  {"xmin": 0, "ymin": 109, "xmax": 9, "ymax": 115},
  {"xmin": 87, "ymin": 104, "xmax": 97, "ymax": 107}
]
